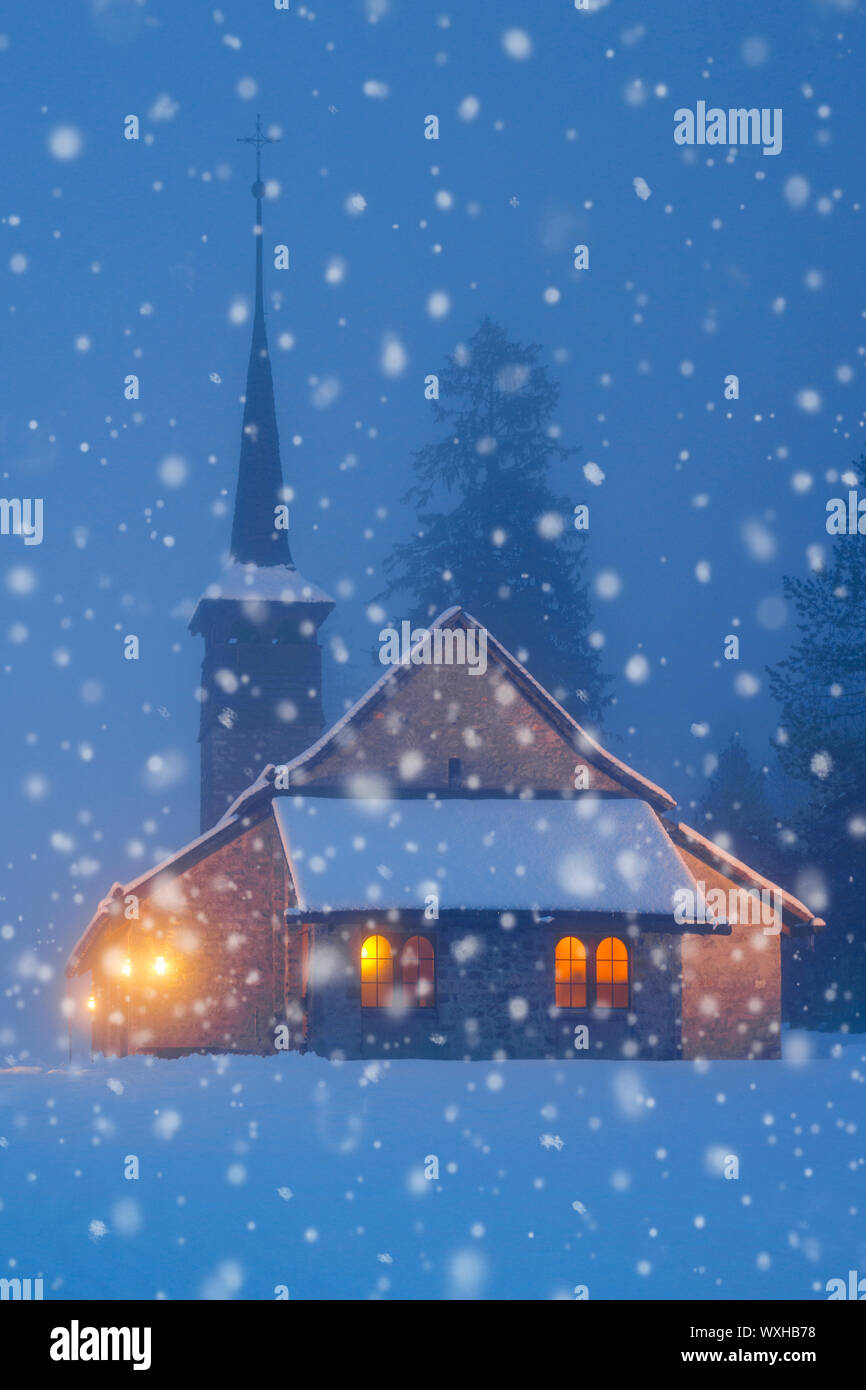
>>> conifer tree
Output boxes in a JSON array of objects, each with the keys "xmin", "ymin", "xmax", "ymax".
[
  {"xmin": 696, "ymin": 735, "xmax": 781, "ymax": 876},
  {"xmin": 381, "ymin": 318, "xmax": 609, "ymax": 721},
  {"xmin": 768, "ymin": 449, "xmax": 866, "ymax": 1027}
]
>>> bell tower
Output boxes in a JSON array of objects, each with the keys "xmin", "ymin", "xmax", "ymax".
[{"xmin": 190, "ymin": 116, "xmax": 334, "ymax": 831}]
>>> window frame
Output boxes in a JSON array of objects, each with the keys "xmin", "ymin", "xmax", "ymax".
[
  {"xmin": 554, "ymin": 935, "xmax": 588, "ymax": 1009},
  {"xmin": 401, "ymin": 934, "xmax": 437, "ymax": 1010},
  {"xmin": 360, "ymin": 933, "xmax": 395, "ymax": 1009},
  {"xmin": 359, "ymin": 931, "xmax": 438, "ymax": 1011},
  {"xmin": 595, "ymin": 935, "xmax": 630, "ymax": 1011},
  {"xmin": 553, "ymin": 933, "xmax": 630, "ymax": 1012}
]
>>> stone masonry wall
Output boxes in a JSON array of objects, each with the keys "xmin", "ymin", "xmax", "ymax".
[
  {"xmin": 303, "ymin": 916, "xmax": 682, "ymax": 1061},
  {"xmin": 92, "ymin": 816, "xmax": 291, "ymax": 1057},
  {"xmin": 199, "ymin": 637, "xmax": 325, "ymax": 830},
  {"xmin": 677, "ymin": 847, "xmax": 782, "ymax": 1060},
  {"xmin": 291, "ymin": 659, "xmax": 635, "ymax": 798}
]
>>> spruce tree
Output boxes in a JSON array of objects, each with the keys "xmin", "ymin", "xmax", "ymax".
[
  {"xmin": 768, "ymin": 449, "xmax": 866, "ymax": 1028},
  {"xmin": 696, "ymin": 735, "xmax": 781, "ymax": 876},
  {"xmin": 381, "ymin": 318, "xmax": 609, "ymax": 722}
]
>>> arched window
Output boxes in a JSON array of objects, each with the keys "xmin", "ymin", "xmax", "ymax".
[
  {"xmin": 402, "ymin": 936, "xmax": 435, "ymax": 1008},
  {"xmin": 596, "ymin": 937, "xmax": 629, "ymax": 1009},
  {"xmin": 360, "ymin": 934, "xmax": 394, "ymax": 1008},
  {"xmin": 555, "ymin": 936, "xmax": 587, "ymax": 1008}
]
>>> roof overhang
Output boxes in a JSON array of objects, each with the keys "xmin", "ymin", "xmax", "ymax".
[
  {"xmin": 284, "ymin": 906, "xmax": 729, "ymax": 935},
  {"xmin": 666, "ymin": 819, "xmax": 826, "ymax": 936},
  {"xmin": 189, "ymin": 561, "xmax": 335, "ymax": 636}
]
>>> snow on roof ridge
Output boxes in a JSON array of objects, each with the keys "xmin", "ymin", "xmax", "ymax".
[
  {"xmin": 475, "ymin": 613, "xmax": 676, "ymax": 809},
  {"xmin": 219, "ymin": 604, "xmax": 676, "ymax": 824},
  {"xmin": 670, "ymin": 819, "xmax": 824, "ymax": 925}
]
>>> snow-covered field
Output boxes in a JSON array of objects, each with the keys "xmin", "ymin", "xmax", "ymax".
[{"xmin": 1, "ymin": 1030, "xmax": 862, "ymax": 1301}]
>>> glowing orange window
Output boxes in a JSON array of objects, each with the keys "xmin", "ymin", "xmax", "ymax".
[
  {"xmin": 402, "ymin": 936, "xmax": 435, "ymax": 1008},
  {"xmin": 361, "ymin": 934, "xmax": 394, "ymax": 1008},
  {"xmin": 596, "ymin": 937, "xmax": 629, "ymax": 1009},
  {"xmin": 555, "ymin": 936, "xmax": 587, "ymax": 1008}
]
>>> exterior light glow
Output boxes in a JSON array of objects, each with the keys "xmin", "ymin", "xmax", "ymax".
[
  {"xmin": 122, "ymin": 959, "xmax": 131, "ymax": 977},
  {"xmin": 86, "ymin": 995, "xmax": 96, "ymax": 1011},
  {"xmin": 153, "ymin": 956, "xmax": 167, "ymax": 976}
]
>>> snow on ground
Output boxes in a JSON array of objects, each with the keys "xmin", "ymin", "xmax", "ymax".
[{"xmin": 0, "ymin": 1030, "xmax": 863, "ymax": 1301}]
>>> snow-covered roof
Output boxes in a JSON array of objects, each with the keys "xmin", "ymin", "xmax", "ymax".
[
  {"xmin": 193, "ymin": 561, "xmax": 335, "ymax": 609},
  {"xmin": 272, "ymin": 795, "xmax": 703, "ymax": 917}
]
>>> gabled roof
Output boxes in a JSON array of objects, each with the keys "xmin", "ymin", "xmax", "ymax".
[
  {"xmin": 65, "ymin": 809, "xmax": 260, "ymax": 977},
  {"xmin": 66, "ymin": 606, "xmax": 677, "ymax": 977},
  {"xmin": 219, "ymin": 606, "xmax": 677, "ymax": 825},
  {"xmin": 666, "ymin": 819, "xmax": 825, "ymax": 930},
  {"xmin": 68, "ymin": 606, "xmax": 821, "ymax": 978}
]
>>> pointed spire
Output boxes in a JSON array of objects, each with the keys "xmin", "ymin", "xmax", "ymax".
[{"xmin": 230, "ymin": 115, "xmax": 292, "ymax": 568}]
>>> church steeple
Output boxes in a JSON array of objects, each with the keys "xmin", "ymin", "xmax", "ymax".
[
  {"xmin": 231, "ymin": 114, "xmax": 292, "ymax": 567},
  {"xmin": 189, "ymin": 116, "xmax": 334, "ymax": 833}
]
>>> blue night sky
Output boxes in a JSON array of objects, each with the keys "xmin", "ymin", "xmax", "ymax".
[{"xmin": 1, "ymin": 0, "xmax": 863, "ymax": 1056}]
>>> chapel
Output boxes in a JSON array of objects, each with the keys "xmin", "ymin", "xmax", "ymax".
[{"xmin": 66, "ymin": 125, "xmax": 824, "ymax": 1062}]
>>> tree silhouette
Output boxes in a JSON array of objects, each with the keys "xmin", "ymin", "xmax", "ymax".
[
  {"xmin": 696, "ymin": 735, "xmax": 781, "ymax": 875},
  {"xmin": 768, "ymin": 449, "xmax": 866, "ymax": 1029},
  {"xmin": 381, "ymin": 318, "xmax": 609, "ymax": 722}
]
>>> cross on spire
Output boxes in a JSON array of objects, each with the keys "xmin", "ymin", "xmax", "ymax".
[{"xmin": 237, "ymin": 113, "xmax": 279, "ymax": 192}]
